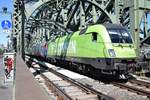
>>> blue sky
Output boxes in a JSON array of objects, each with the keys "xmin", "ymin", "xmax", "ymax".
[{"xmin": 0, "ymin": 0, "xmax": 13, "ymax": 47}]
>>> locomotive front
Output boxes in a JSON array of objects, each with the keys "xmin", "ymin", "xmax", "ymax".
[{"xmin": 103, "ymin": 24, "xmax": 137, "ymax": 76}]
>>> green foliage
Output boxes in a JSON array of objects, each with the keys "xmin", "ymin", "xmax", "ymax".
[{"xmin": 0, "ymin": 48, "xmax": 4, "ymax": 55}]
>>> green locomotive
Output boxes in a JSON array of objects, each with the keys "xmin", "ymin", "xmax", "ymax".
[{"xmin": 47, "ymin": 23, "xmax": 136, "ymax": 78}]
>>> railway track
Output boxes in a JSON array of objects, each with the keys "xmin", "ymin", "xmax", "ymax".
[
  {"xmin": 25, "ymin": 56, "xmax": 149, "ymax": 100},
  {"xmin": 129, "ymin": 79, "xmax": 150, "ymax": 88},
  {"xmin": 41, "ymin": 72, "xmax": 99, "ymax": 100},
  {"xmin": 26, "ymin": 57, "xmax": 114, "ymax": 100},
  {"xmin": 112, "ymin": 79, "xmax": 150, "ymax": 98}
]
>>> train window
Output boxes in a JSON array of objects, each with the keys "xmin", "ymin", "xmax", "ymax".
[
  {"xmin": 108, "ymin": 29, "xmax": 120, "ymax": 43},
  {"xmin": 120, "ymin": 30, "xmax": 132, "ymax": 43},
  {"xmin": 92, "ymin": 32, "xmax": 98, "ymax": 42},
  {"xmin": 108, "ymin": 29, "xmax": 133, "ymax": 43}
]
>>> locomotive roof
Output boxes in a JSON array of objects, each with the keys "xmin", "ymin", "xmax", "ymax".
[{"xmin": 103, "ymin": 23, "xmax": 125, "ymax": 30}]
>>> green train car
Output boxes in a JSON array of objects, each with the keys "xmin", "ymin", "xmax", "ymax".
[{"xmin": 47, "ymin": 23, "xmax": 137, "ymax": 78}]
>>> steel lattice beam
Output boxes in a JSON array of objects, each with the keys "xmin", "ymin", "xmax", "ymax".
[
  {"xmin": 23, "ymin": 0, "xmax": 120, "ymax": 52},
  {"xmin": 11, "ymin": 0, "xmax": 150, "ymax": 63},
  {"xmin": 121, "ymin": 0, "xmax": 150, "ymax": 55},
  {"xmin": 13, "ymin": 0, "xmax": 22, "ymax": 53},
  {"xmin": 22, "ymin": 0, "xmax": 150, "ymax": 56},
  {"xmin": 13, "ymin": 0, "xmax": 25, "ymax": 59}
]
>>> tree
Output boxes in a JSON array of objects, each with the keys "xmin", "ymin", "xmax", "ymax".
[{"xmin": 0, "ymin": 48, "xmax": 4, "ymax": 55}]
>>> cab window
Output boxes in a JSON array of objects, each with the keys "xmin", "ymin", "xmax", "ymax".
[
  {"xmin": 92, "ymin": 32, "xmax": 98, "ymax": 42},
  {"xmin": 108, "ymin": 28, "xmax": 132, "ymax": 43}
]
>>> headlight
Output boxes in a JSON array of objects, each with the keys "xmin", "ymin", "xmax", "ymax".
[{"xmin": 108, "ymin": 49, "xmax": 116, "ymax": 57}]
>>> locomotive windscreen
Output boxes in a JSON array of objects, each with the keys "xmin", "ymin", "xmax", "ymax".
[
  {"xmin": 104, "ymin": 23, "xmax": 133, "ymax": 44},
  {"xmin": 108, "ymin": 29, "xmax": 132, "ymax": 43}
]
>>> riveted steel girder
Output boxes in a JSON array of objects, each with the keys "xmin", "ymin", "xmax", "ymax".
[
  {"xmin": 12, "ymin": 0, "xmax": 150, "ymax": 57},
  {"xmin": 13, "ymin": 0, "xmax": 25, "ymax": 59},
  {"xmin": 13, "ymin": 0, "xmax": 22, "ymax": 53},
  {"xmin": 121, "ymin": 0, "xmax": 150, "ymax": 56},
  {"xmin": 24, "ymin": 0, "xmax": 119, "ymax": 51}
]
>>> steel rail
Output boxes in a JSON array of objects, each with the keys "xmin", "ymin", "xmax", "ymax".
[
  {"xmin": 49, "ymin": 69, "xmax": 115, "ymax": 100},
  {"xmin": 112, "ymin": 82, "xmax": 150, "ymax": 98},
  {"xmin": 29, "ymin": 56, "xmax": 115, "ymax": 100},
  {"xmin": 129, "ymin": 79, "xmax": 150, "ymax": 88},
  {"xmin": 26, "ymin": 56, "xmax": 72, "ymax": 100},
  {"xmin": 41, "ymin": 74, "xmax": 72, "ymax": 100}
]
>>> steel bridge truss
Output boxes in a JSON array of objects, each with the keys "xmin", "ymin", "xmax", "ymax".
[
  {"xmin": 25, "ymin": 0, "xmax": 122, "ymax": 49},
  {"xmin": 13, "ymin": 0, "xmax": 150, "ymax": 56}
]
